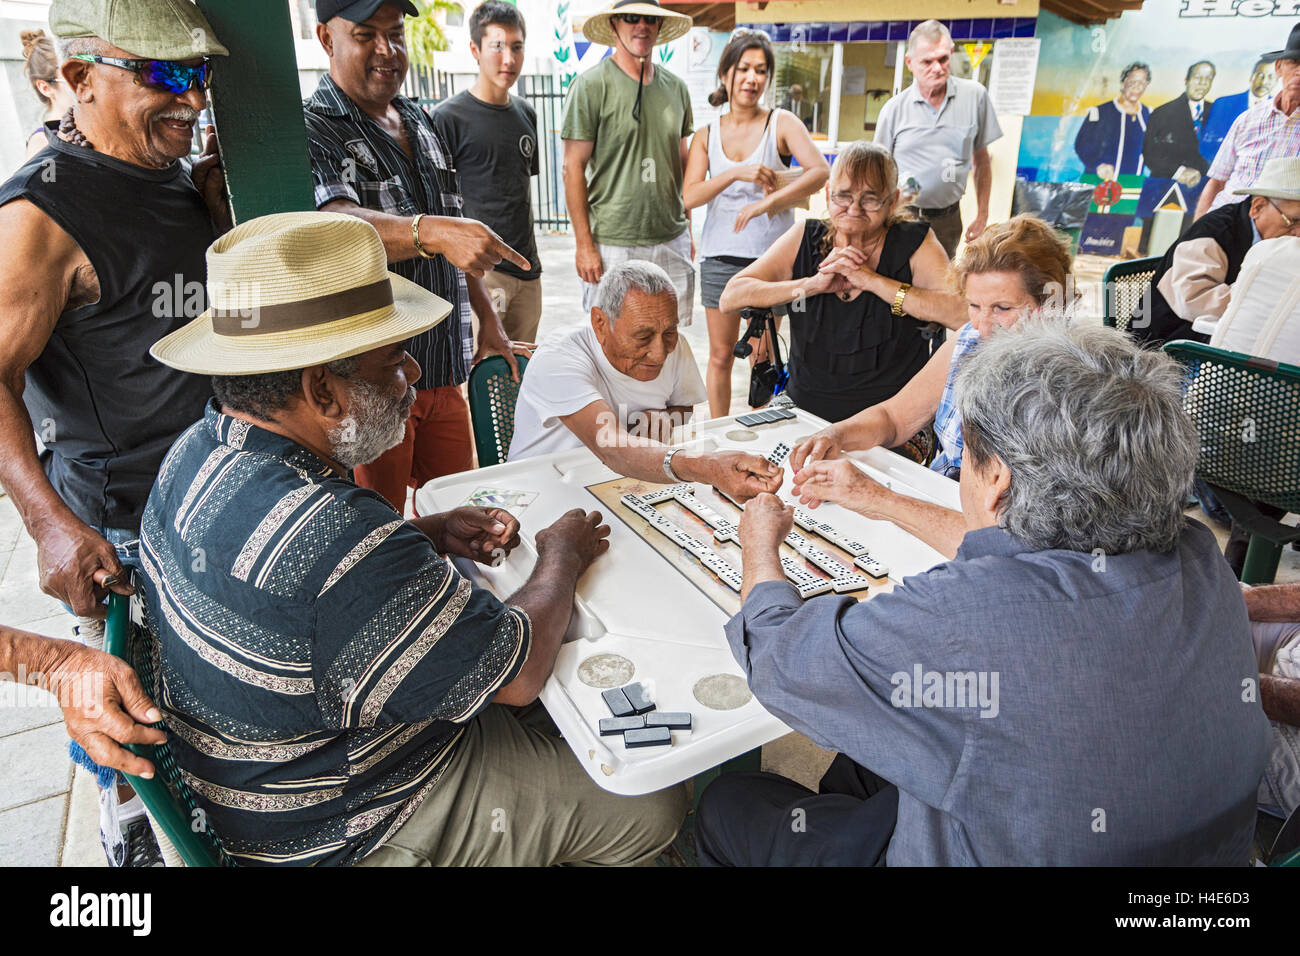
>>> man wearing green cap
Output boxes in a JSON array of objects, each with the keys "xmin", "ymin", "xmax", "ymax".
[{"xmin": 0, "ymin": 0, "xmax": 229, "ymax": 867}]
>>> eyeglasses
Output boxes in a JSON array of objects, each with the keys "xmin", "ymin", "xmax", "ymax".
[
  {"xmin": 614, "ymin": 14, "xmax": 661, "ymax": 25},
  {"xmin": 485, "ymin": 41, "xmax": 525, "ymax": 55},
  {"xmin": 1269, "ymin": 198, "xmax": 1300, "ymax": 231},
  {"xmin": 71, "ymin": 54, "xmax": 212, "ymax": 94},
  {"xmin": 829, "ymin": 190, "xmax": 888, "ymax": 213}
]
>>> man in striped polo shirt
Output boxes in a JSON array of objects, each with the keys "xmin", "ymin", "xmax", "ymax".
[{"xmin": 142, "ymin": 213, "xmax": 685, "ymax": 865}]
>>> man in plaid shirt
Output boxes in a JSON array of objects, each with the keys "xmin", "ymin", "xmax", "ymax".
[
  {"xmin": 1196, "ymin": 23, "xmax": 1300, "ymax": 217},
  {"xmin": 305, "ymin": 0, "xmax": 531, "ymax": 512}
]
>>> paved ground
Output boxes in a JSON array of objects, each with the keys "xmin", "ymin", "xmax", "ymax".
[{"xmin": 2, "ymin": 231, "xmax": 1296, "ymax": 865}]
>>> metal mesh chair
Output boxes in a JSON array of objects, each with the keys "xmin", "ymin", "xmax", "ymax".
[
  {"xmin": 468, "ymin": 354, "xmax": 530, "ymax": 467},
  {"xmin": 1162, "ymin": 341, "xmax": 1300, "ymax": 584},
  {"xmin": 104, "ymin": 588, "xmax": 233, "ymax": 867},
  {"xmin": 1102, "ymin": 255, "xmax": 1161, "ymax": 334}
]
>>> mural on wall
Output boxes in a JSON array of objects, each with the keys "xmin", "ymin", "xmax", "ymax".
[{"xmin": 1015, "ymin": 0, "xmax": 1291, "ymax": 252}]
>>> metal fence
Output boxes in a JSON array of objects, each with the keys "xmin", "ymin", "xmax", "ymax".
[{"xmin": 404, "ymin": 66, "xmax": 570, "ymax": 234}]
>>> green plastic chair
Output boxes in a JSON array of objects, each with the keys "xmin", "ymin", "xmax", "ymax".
[
  {"xmin": 1102, "ymin": 255, "xmax": 1161, "ymax": 333},
  {"xmin": 1162, "ymin": 341, "xmax": 1300, "ymax": 584},
  {"xmin": 468, "ymin": 353, "xmax": 529, "ymax": 467},
  {"xmin": 104, "ymin": 589, "xmax": 232, "ymax": 867}
]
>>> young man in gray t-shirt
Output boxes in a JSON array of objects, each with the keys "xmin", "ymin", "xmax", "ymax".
[{"xmin": 431, "ymin": 2, "xmax": 543, "ymax": 343}]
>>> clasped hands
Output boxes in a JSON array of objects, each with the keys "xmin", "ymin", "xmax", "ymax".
[{"xmin": 802, "ymin": 246, "xmax": 880, "ymax": 300}]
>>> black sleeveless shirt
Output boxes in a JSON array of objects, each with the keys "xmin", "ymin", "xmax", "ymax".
[
  {"xmin": 0, "ymin": 127, "xmax": 214, "ymax": 531},
  {"xmin": 787, "ymin": 218, "xmax": 932, "ymax": 422}
]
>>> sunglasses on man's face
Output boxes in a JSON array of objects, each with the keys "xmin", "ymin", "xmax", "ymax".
[
  {"xmin": 614, "ymin": 14, "xmax": 661, "ymax": 25},
  {"xmin": 72, "ymin": 54, "xmax": 212, "ymax": 94}
]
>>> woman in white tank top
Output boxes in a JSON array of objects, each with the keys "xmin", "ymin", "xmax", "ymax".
[{"xmin": 683, "ymin": 30, "xmax": 830, "ymax": 419}]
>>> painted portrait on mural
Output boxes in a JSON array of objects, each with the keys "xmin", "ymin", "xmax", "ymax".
[{"xmin": 1017, "ymin": 0, "xmax": 1292, "ymax": 254}]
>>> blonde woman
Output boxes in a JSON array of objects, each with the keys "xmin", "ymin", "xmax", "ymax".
[
  {"xmin": 721, "ymin": 140, "xmax": 965, "ymax": 424},
  {"xmin": 790, "ymin": 215, "xmax": 1075, "ymax": 504}
]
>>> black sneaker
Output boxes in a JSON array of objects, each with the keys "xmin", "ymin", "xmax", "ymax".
[{"xmin": 102, "ymin": 816, "xmax": 165, "ymax": 867}]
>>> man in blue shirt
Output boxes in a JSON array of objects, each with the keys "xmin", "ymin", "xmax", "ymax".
[{"xmin": 699, "ymin": 320, "xmax": 1272, "ymax": 865}]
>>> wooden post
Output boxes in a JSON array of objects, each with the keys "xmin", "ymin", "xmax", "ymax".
[{"xmin": 195, "ymin": 0, "xmax": 315, "ymax": 222}]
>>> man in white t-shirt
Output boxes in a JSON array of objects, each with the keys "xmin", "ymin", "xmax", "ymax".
[{"xmin": 509, "ymin": 261, "xmax": 782, "ymax": 501}]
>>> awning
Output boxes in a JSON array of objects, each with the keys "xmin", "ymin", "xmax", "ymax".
[
  {"xmin": 1040, "ymin": 0, "xmax": 1146, "ymax": 24},
  {"xmin": 659, "ymin": 2, "xmax": 735, "ymax": 30}
]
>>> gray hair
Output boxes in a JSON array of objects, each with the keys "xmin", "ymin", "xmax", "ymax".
[
  {"xmin": 211, "ymin": 355, "xmax": 362, "ymax": 423},
  {"xmin": 591, "ymin": 260, "xmax": 677, "ymax": 324},
  {"xmin": 955, "ymin": 319, "xmax": 1198, "ymax": 554},
  {"xmin": 57, "ymin": 36, "xmax": 108, "ymax": 60},
  {"xmin": 908, "ymin": 19, "xmax": 952, "ymax": 54}
]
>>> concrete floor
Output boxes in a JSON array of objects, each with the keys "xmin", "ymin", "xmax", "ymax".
[{"xmin": 1, "ymin": 232, "xmax": 1296, "ymax": 865}]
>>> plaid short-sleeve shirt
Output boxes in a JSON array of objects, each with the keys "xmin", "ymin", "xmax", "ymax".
[
  {"xmin": 930, "ymin": 322, "xmax": 983, "ymax": 479},
  {"xmin": 139, "ymin": 402, "xmax": 530, "ymax": 865},
  {"xmin": 304, "ymin": 74, "xmax": 474, "ymax": 388},
  {"xmin": 1206, "ymin": 94, "xmax": 1300, "ymax": 212}
]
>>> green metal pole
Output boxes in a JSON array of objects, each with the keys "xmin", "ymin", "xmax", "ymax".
[{"xmin": 195, "ymin": 0, "xmax": 315, "ymax": 222}]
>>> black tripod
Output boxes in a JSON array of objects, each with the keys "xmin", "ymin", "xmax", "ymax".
[{"xmin": 734, "ymin": 307, "xmax": 788, "ymax": 408}]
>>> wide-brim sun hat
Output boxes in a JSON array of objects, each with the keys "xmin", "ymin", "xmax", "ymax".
[
  {"xmin": 151, "ymin": 211, "xmax": 450, "ymax": 376},
  {"xmin": 1234, "ymin": 156, "xmax": 1300, "ymax": 202},
  {"xmin": 582, "ymin": 0, "xmax": 692, "ymax": 48}
]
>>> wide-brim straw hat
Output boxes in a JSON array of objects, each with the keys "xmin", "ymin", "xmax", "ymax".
[
  {"xmin": 582, "ymin": 0, "xmax": 692, "ymax": 48},
  {"xmin": 1234, "ymin": 156, "xmax": 1300, "ymax": 202},
  {"xmin": 151, "ymin": 211, "xmax": 450, "ymax": 376}
]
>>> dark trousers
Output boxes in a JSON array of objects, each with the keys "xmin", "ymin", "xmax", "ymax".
[
  {"xmin": 696, "ymin": 753, "xmax": 899, "ymax": 866},
  {"xmin": 908, "ymin": 202, "xmax": 963, "ymax": 259}
]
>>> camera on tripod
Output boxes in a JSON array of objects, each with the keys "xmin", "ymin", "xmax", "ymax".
[{"xmin": 734, "ymin": 306, "xmax": 788, "ymax": 408}]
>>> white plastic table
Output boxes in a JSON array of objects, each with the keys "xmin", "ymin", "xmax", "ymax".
[{"xmin": 415, "ymin": 409, "xmax": 961, "ymax": 795}]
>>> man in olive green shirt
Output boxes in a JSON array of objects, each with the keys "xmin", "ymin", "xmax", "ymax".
[{"xmin": 561, "ymin": 2, "xmax": 696, "ymax": 325}]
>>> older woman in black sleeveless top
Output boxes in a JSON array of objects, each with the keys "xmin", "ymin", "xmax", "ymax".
[{"xmin": 721, "ymin": 140, "xmax": 964, "ymax": 422}]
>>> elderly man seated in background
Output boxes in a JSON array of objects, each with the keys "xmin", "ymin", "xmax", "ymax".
[
  {"xmin": 509, "ymin": 260, "xmax": 782, "ymax": 501},
  {"xmin": 1131, "ymin": 156, "xmax": 1300, "ymax": 345},
  {"xmin": 141, "ymin": 213, "xmax": 685, "ymax": 866},
  {"xmin": 697, "ymin": 320, "xmax": 1272, "ymax": 865}
]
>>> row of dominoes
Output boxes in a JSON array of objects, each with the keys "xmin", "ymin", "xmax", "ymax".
[
  {"xmin": 735, "ymin": 408, "xmax": 796, "ymax": 428},
  {"xmin": 779, "ymin": 555, "xmax": 834, "ymax": 599},
  {"xmin": 621, "ymin": 493, "xmax": 743, "ymax": 592},
  {"xmin": 782, "ymin": 531, "xmax": 874, "ymax": 593},
  {"xmin": 792, "ymin": 507, "xmax": 890, "ymax": 579}
]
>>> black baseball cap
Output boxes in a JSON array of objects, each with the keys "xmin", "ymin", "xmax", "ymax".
[{"xmin": 316, "ymin": 0, "xmax": 419, "ymax": 24}]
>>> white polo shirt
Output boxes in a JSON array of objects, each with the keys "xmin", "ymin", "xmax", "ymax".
[{"xmin": 508, "ymin": 324, "xmax": 707, "ymax": 461}]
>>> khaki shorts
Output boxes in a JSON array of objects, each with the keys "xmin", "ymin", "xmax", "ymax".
[
  {"xmin": 582, "ymin": 231, "xmax": 696, "ymax": 328},
  {"xmin": 483, "ymin": 272, "xmax": 543, "ymax": 344},
  {"xmin": 357, "ymin": 703, "xmax": 687, "ymax": 866}
]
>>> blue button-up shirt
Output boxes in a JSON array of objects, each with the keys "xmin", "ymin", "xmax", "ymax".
[{"xmin": 726, "ymin": 521, "xmax": 1272, "ymax": 865}]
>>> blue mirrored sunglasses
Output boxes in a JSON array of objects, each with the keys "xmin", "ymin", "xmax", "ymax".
[{"xmin": 72, "ymin": 54, "xmax": 212, "ymax": 94}]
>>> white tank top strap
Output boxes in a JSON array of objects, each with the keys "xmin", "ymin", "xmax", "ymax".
[{"xmin": 700, "ymin": 109, "xmax": 797, "ymax": 261}]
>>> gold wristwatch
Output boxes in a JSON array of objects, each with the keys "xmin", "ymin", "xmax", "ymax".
[{"xmin": 891, "ymin": 282, "xmax": 912, "ymax": 317}]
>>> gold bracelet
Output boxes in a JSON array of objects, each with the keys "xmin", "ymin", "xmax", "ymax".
[
  {"xmin": 411, "ymin": 213, "xmax": 434, "ymax": 259},
  {"xmin": 891, "ymin": 282, "xmax": 911, "ymax": 317}
]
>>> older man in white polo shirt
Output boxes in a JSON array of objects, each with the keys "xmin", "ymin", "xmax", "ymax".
[
  {"xmin": 874, "ymin": 19, "xmax": 1002, "ymax": 258},
  {"xmin": 509, "ymin": 261, "xmax": 782, "ymax": 501}
]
